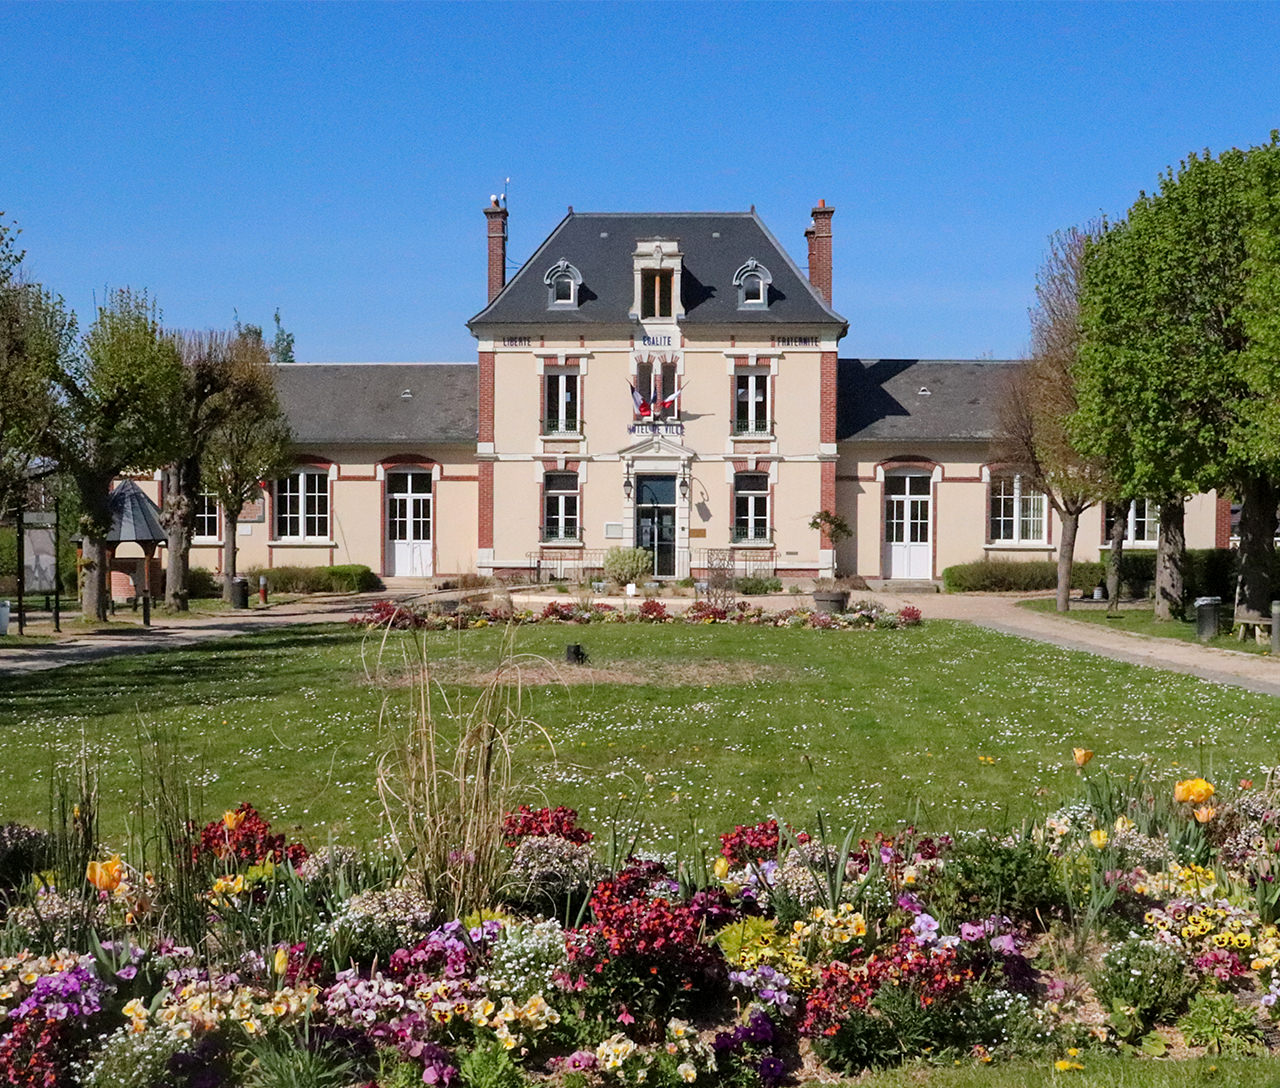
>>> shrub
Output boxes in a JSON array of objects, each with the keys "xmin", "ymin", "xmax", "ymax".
[
  {"xmin": 1094, "ymin": 936, "xmax": 1197, "ymax": 1030},
  {"xmin": 603, "ymin": 547, "xmax": 654, "ymax": 586},
  {"xmin": 246, "ymin": 564, "xmax": 381, "ymax": 594},
  {"xmin": 736, "ymin": 575, "xmax": 782, "ymax": 595},
  {"xmin": 187, "ymin": 567, "xmax": 220, "ymax": 598},
  {"xmin": 0, "ymin": 823, "xmax": 51, "ymax": 899},
  {"xmin": 927, "ymin": 833, "xmax": 1065, "ymax": 928}
]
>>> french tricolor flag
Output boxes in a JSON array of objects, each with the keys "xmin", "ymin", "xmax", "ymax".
[{"xmin": 630, "ymin": 382, "xmax": 651, "ymax": 416}]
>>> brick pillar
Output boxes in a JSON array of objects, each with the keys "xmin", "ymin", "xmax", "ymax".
[
  {"xmin": 807, "ymin": 200, "xmax": 834, "ymax": 304},
  {"xmin": 819, "ymin": 350, "xmax": 838, "ymax": 444},
  {"xmin": 479, "ymin": 462, "xmax": 494, "ymax": 550},
  {"xmin": 1215, "ymin": 494, "xmax": 1232, "ymax": 549},
  {"xmin": 485, "ymin": 199, "xmax": 508, "ymax": 302},
  {"xmin": 478, "ymin": 349, "xmax": 495, "ymax": 551}
]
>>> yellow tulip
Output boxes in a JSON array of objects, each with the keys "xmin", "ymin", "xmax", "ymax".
[
  {"xmin": 713, "ymin": 856, "xmax": 730, "ymax": 881},
  {"xmin": 1089, "ymin": 829, "xmax": 1109, "ymax": 849},
  {"xmin": 273, "ymin": 947, "xmax": 288, "ymax": 975},
  {"xmin": 1175, "ymin": 778, "xmax": 1215, "ymax": 805},
  {"xmin": 1073, "ymin": 748, "xmax": 1094, "ymax": 768}
]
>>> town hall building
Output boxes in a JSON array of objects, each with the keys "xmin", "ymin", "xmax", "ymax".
[{"xmin": 172, "ymin": 199, "xmax": 1224, "ymax": 587}]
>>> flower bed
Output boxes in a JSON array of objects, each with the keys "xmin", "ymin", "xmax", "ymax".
[
  {"xmin": 9, "ymin": 764, "xmax": 1280, "ymax": 1084},
  {"xmin": 349, "ymin": 598, "xmax": 923, "ymax": 632}
]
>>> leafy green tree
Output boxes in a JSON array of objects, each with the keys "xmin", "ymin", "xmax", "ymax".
[
  {"xmin": 1074, "ymin": 138, "xmax": 1280, "ymax": 622},
  {"xmin": 271, "ymin": 308, "xmax": 296, "ymax": 365},
  {"xmin": 43, "ymin": 288, "xmax": 184, "ymax": 621},
  {"xmin": 0, "ymin": 214, "xmax": 67, "ymax": 518},
  {"xmin": 202, "ymin": 329, "xmax": 293, "ymax": 600},
  {"xmin": 995, "ymin": 225, "xmax": 1111, "ymax": 612}
]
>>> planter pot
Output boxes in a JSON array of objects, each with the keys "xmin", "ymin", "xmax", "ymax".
[{"xmin": 812, "ymin": 590, "xmax": 849, "ymax": 614}]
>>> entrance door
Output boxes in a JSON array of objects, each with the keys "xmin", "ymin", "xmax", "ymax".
[
  {"xmin": 884, "ymin": 472, "xmax": 931, "ymax": 579},
  {"xmin": 635, "ymin": 474, "xmax": 677, "ymax": 577},
  {"xmin": 387, "ymin": 471, "xmax": 433, "ymax": 577}
]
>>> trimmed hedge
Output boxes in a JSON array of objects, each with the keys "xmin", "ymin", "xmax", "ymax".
[
  {"xmin": 245, "ymin": 564, "xmax": 382, "ymax": 594},
  {"xmin": 736, "ymin": 575, "xmax": 783, "ymax": 595},
  {"xmin": 941, "ymin": 549, "xmax": 1253, "ymax": 600}
]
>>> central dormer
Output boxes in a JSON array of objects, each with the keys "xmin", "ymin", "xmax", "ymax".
[{"xmin": 630, "ymin": 238, "xmax": 684, "ymax": 322}]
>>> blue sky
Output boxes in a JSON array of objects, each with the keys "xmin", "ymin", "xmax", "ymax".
[{"xmin": 5, "ymin": 2, "xmax": 1280, "ymax": 362}]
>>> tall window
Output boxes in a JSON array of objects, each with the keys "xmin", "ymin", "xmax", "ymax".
[
  {"xmin": 1105, "ymin": 498, "xmax": 1159, "ymax": 544},
  {"xmin": 194, "ymin": 492, "xmax": 219, "ymax": 541},
  {"xmin": 641, "ymin": 269, "xmax": 673, "ymax": 318},
  {"xmin": 989, "ymin": 475, "xmax": 1046, "ymax": 543},
  {"xmin": 635, "ymin": 358, "xmax": 678, "ymax": 419},
  {"xmin": 275, "ymin": 470, "xmax": 329, "ymax": 540},
  {"xmin": 733, "ymin": 473, "xmax": 770, "ymax": 543},
  {"xmin": 543, "ymin": 472, "xmax": 579, "ymax": 541},
  {"xmin": 734, "ymin": 371, "xmax": 770, "ymax": 435},
  {"xmin": 543, "ymin": 370, "xmax": 579, "ymax": 434}
]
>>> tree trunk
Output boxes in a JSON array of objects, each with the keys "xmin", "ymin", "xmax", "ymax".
[
  {"xmin": 1155, "ymin": 499, "xmax": 1186, "ymax": 621},
  {"xmin": 1235, "ymin": 474, "xmax": 1278, "ymax": 623},
  {"xmin": 161, "ymin": 458, "xmax": 199, "ymax": 611},
  {"xmin": 1106, "ymin": 499, "xmax": 1129, "ymax": 611},
  {"xmin": 75, "ymin": 471, "xmax": 114, "ymax": 623},
  {"xmin": 222, "ymin": 509, "xmax": 239, "ymax": 602},
  {"xmin": 1056, "ymin": 509, "xmax": 1080, "ymax": 612}
]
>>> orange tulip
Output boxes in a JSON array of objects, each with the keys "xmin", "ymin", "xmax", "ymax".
[
  {"xmin": 1194, "ymin": 805, "xmax": 1216, "ymax": 823},
  {"xmin": 86, "ymin": 855, "xmax": 123, "ymax": 893},
  {"xmin": 1073, "ymin": 748, "xmax": 1094, "ymax": 768},
  {"xmin": 223, "ymin": 809, "xmax": 246, "ymax": 831}
]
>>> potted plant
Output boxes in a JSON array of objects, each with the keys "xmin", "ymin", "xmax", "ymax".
[
  {"xmin": 809, "ymin": 510, "xmax": 853, "ymax": 612},
  {"xmin": 811, "ymin": 577, "xmax": 849, "ymax": 613}
]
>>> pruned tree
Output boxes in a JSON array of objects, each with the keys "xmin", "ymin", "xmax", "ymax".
[
  {"xmin": 202, "ymin": 329, "xmax": 293, "ymax": 600},
  {"xmin": 43, "ymin": 288, "xmax": 184, "ymax": 621},
  {"xmin": 160, "ymin": 328, "xmax": 288, "ymax": 610},
  {"xmin": 995, "ymin": 225, "xmax": 1111, "ymax": 612}
]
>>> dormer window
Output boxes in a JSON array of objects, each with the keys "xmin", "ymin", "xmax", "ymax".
[
  {"xmin": 543, "ymin": 259, "xmax": 583, "ymax": 308},
  {"xmin": 733, "ymin": 258, "xmax": 772, "ymax": 309},
  {"xmin": 631, "ymin": 239, "xmax": 683, "ymax": 322}
]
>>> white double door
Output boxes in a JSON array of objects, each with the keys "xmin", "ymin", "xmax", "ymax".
[
  {"xmin": 884, "ymin": 471, "xmax": 932, "ymax": 579},
  {"xmin": 387, "ymin": 471, "xmax": 433, "ymax": 577}
]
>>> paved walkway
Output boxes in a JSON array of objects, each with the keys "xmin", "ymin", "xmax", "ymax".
[
  {"xmin": 885, "ymin": 591, "xmax": 1280, "ymax": 698},
  {"xmin": 5, "ymin": 587, "xmax": 1280, "ymax": 698}
]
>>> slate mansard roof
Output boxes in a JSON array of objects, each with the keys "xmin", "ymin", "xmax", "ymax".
[
  {"xmin": 469, "ymin": 211, "xmax": 847, "ymax": 330},
  {"xmin": 836, "ymin": 358, "xmax": 1020, "ymax": 443},
  {"xmin": 275, "ymin": 364, "xmax": 478, "ymax": 445}
]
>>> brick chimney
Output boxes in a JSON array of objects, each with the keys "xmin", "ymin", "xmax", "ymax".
[
  {"xmin": 484, "ymin": 197, "xmax": 508, "ymax": 302},
  {"xmin": 805, "ymin": 199, "xmax": 834, "ymax": 304}
]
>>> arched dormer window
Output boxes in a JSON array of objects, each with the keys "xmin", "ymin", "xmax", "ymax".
[
  {"xmin": 733, "ymin": 258, "xmax": 772, "ymax": 309},
  {"xmin": 544, "ymin": 259, "xmax": 583, "ymax": 308}
]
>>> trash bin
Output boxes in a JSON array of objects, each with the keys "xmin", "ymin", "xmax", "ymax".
[
  {"xmin": 1194, "ymin": 596, "xmax": 1221, "ymax": 642},
  {"xmin": 230, "ymin": 577, "xmax": 250, "ymax": 610}
]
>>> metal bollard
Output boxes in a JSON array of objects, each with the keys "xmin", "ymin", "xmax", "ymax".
[
  {"xmin": 1272, "ymin": 601, "xmax": 1280, "ymax": 656},
  {"xmin": 259, "ymin": 574, "xmax": 268, "ymax": 605}
]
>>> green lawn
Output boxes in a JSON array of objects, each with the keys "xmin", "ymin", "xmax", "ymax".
[
  {"xmin": 1018, "ymin": 596, "xmax": 1271, "ymax": 654},
  {"xmin": 857, "ymin": 1056, "xmax": 1280, "ymax": 1087},
  {"xmin": 1, "ymin": 619, "xmax": 1279, "ymax": 850}
]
